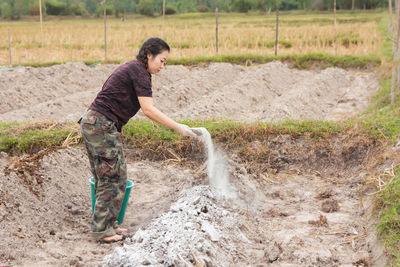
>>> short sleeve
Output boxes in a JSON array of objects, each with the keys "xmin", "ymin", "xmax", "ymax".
[{"xmin": 133, "ymin": 66, "xmax": 152, "ymax": 97}]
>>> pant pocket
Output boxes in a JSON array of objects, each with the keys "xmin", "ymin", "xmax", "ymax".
[{"xmin": 96, "ymin": 148, "xmax": 121, "ymax": 183}]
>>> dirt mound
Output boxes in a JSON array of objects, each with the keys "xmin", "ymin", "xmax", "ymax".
[
  {"xmin": 0, "ymin": 63, "xmax": 114, "ymax": 122},
  {"xmin": 0, "ymin": 62, "xmax": 378, "ymax": 122}
]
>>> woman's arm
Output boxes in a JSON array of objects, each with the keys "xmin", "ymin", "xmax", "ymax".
[{"xmin": 138, "ymin": 96, "xmax": 195, "ymax": 136}]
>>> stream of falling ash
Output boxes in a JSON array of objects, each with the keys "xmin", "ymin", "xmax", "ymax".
[{"xmin": 192, "ymin": 127, "xmax": 237, "ymax": 198}]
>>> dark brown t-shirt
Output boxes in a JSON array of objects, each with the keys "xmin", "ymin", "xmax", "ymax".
[{"xmin": 89, "ymin": 60, "xmax": 152, "ymax": 132}]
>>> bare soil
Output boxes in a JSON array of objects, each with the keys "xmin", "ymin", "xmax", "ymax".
[
  {"xmin": 0, "ymin": 62, "xmax": 393, "ymax": 266},
  {"xmin": 0, "ymin": 134, "xmax": 392, "ymax": 266}
]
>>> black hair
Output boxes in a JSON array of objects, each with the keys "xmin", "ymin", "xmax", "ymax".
[{"xmin": 136, "ymin": 37, "xmax": 170, "ymax": 69}]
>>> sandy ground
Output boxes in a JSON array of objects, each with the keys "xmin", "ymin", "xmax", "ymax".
[
  {"xmin": 0, "ymin": 62, "xmax": 391, "ymax": 266},
  {"xmin": 0, "ymin": 62, "xmax": 378, "ymax": 123}
]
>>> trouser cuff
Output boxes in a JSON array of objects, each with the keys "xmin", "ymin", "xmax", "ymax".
[{"xmin": 91, "ymin": 227, "xmax": 116, "ymax": 240}]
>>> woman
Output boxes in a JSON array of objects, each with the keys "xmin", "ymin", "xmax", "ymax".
[{"xmin": 80, "ymin": 37, "xmax": 196, "ymax": 243}]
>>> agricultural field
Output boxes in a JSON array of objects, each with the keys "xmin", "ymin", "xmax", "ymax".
[
  {"xmin": 1, "ymin": 10, "xmax": 399, "ymax": 267},
  {"xmin": 0, "ymin": 11, "xmax": 382, "ymax": 65}
]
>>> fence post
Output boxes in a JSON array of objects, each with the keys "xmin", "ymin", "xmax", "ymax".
[
  {"xmin": 39, "ymin": 0, "xmax": 43, "ymax": 34},
  {"xmin": 216, "ymin": 7, "xmax": 218, "ymax": 54},
  {"xmin": 275, "ymin": 8, "xmax": 279, "ymax": 56},
  {"xmin": 104, "ymin": 0, "xmax": 107, "ymax": 61},
  {"xmin": 163, "ymin": 0, "xmax": 165, "ymax": 19},
  {"xmin": 334, "ymin": 0, "xmax": 337, "ymax": 55},
  {"xmin": 8, "ymin": 29, "xmax": 12, "ymax": 68}
]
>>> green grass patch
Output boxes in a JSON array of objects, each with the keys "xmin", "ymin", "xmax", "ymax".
[
  {"xmin": 0, "ymin": 119, "xmax": 378, "ymax": 155},
  {"xmin": 251, "ymin": 17, "xmax": 379, "ymax": 27},
  {"xmin": 256, "ymin": 40, "xmax": 293, "ymax": 48},
  {"xmin": 167, "ymin": 53, "xmax": 380, "ymax": 69},
  {"xmin": 300, "ymin": 33, "xmax": 364, "ymax": 48},
  {"xmin": 0, "ymin": 122, "xmax": 78, "ymax": 154},
  {"xmin": 16, "ymin": 59, "xmax": 123, "ymax": 68},
  {"xmin": 374, "ymin": 167, "xmax": 400, "ymax": 266},
  {"xmin": 367, "ymin": 12, "xmax": 400, "ymax": 265},
  {"xmin": 123, "ymin": 119, "xmax": 348, "ymax": 142},
  {"xmin": 271, "ymin": 119, "xmax": 348, "ymax": 137},
  {"xmin": 20, "ymin": 61, "xmax": 68, "ymax": 68},
  {"xmin": 361, "ymin": 13, "xmax": 400, "ymax": 142},
  {"xmin": 361, "ymin": 93, "xmax": 400, "ymax": 141},
  {"xmin": 365, "ymin": 76, "xmax": 400, "ymax": 264},
  {"xmin": 12, "ymin": 53, "xmax": 380, "ymax": 70},
  {"xmin": 169, "ymin": 42, "xmax": 191, "ymax": 49},
  {"xmin": 361, "ymin": 78, "xmax": 400, "ymax": 142},
  {"xmin": 378, "ymin": 14, "xmax": 393, "ymax": 60}
]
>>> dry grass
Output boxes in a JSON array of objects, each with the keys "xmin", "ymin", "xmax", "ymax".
[
  {"xmin": 366, "ymin": 164, "xmax": 397, "ymax": 196},
  {"xmin": 0, "ymin": 11, "xmax": 382, "ymax": 65}
]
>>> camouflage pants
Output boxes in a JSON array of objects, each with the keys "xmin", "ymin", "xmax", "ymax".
[{"xmin": 80, "ymin": 109, "xmax": 127, "ymax": 240}]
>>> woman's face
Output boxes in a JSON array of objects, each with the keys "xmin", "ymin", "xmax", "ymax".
[{"xmin": 147, "ymin": 50, "xmax": 169, "ymax": 74}]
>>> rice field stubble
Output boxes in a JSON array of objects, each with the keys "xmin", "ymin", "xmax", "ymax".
[{"xmin": 0, "ymin": 11, "xmax": 382, "ymax": 65}]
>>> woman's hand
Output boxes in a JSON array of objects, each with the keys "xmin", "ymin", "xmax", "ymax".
[{"xmin": 176, "ymin": 123, "xmax": 197, "ymax": 137}]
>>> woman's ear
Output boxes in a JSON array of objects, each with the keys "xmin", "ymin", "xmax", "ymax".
[{"xmin": 147, "ymin": 53, "xmax": 152, "ymax": 59}]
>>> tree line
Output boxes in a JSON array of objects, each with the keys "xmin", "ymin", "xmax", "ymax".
[{"xmin": 0, "ymin": 0, "xmax": 388, "ymax": 19}]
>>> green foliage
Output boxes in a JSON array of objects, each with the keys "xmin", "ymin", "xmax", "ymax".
[
  {"xmin": 0, "ymin": 0, "xmax": 390, "ymax": 18},
  {"xmin": 110, "ymin": 0, "xmax": 134, "ymax": 17},
  {"xmin": 45, "ymin": 0, "xmax": 67, "ymax": 15},
  {"xmin": 312, "ymin": 0, "xmax": 387, "ymax": 10},
  {"xmin": 0, "ymin": 0, "xmax": 23, "ymax": 19},
  {"xmin": 137, "ymin": 0, "xmax": 155, "ymax": 16},
  {"xmin": 70, "ymin": 2, "xmax": 89, "ymax": 16},
  {"xmin": 28, "ymin": 2, "xmax": 40, "ymax": 16},
  {"xmin": 297, "ymin": 0, "xmax": 312, "ymax": 10},
  {"xmin": 172, "ymin": 0, "xmax": 197, "ymax": 12},
  {"xmin": 83, "ymin": 0, "xmax": 98, "ymax": 14},
  {"xmin": 232, "ymin": 0, "xmax": 253, "ymax": 12},
  {"xmin": 95, "ymin": 4, "xmax": 114, "ymax": 16},
  {"xmin": 197, "ymin": 5, "xmax": 208, "ymax": 12},
  {"xmin": 280, "ymin": 0, "xmax": 297, "ymax": 10},
  {"xmin": 165, "ymin": 4, "xmax": 178, "ymax": 15},
  {"xmin": 0, "ymin": 2, "xmax": 11, "ymax": 18},
  {"xmin": 45, "ymin": 0, "xmax": 88, "ymax": 16}
]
